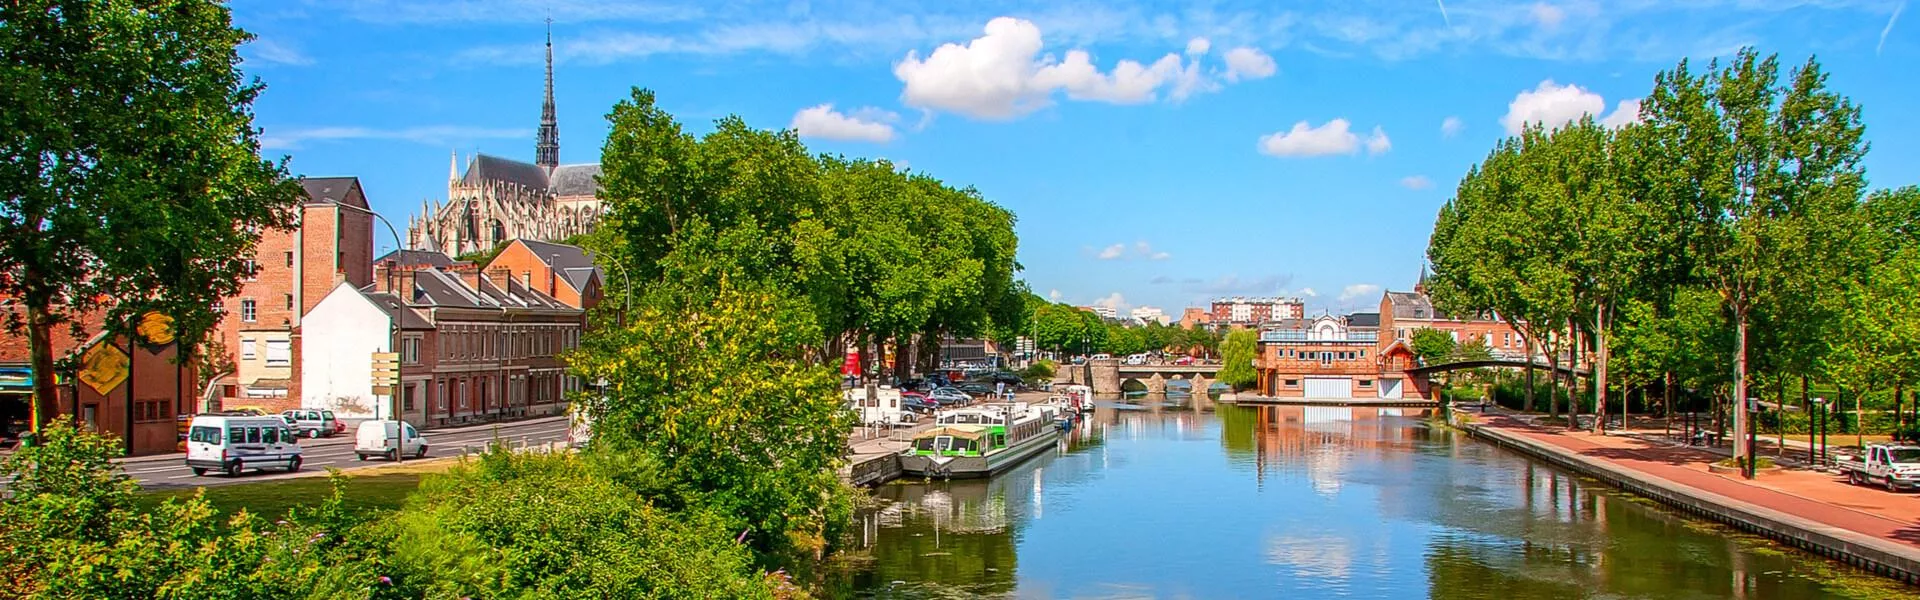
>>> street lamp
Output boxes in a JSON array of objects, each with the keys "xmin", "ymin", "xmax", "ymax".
[
  {"xmin": 1811, "ymin": 396, "xmax": 1829, "ymax": 467},
  {"xmin": 334, "ymin": 202, "xmax": 408, "ymax": 459}
]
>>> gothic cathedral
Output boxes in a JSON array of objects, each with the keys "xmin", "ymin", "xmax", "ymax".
[{"xmin": 407, "ymin": 23, "xmax": 603, "ymax": 257}]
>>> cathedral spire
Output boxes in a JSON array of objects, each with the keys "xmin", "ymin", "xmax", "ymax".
[
  {"xmin": 535, "ymin": 18, "xmax": 560, "ymax": 171},
  {"xmin": 449, "ymin": 149, "xmax": 459, "ymax": 182}
]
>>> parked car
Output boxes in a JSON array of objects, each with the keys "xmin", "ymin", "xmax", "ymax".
[
  {"xmin": 1173, "ymin": 356, "xmax": 1196, "ymax": 366},
  {"xmin": 901, "ymin": 390, "xmax": 930, "ymax": 407},
  {"xmin": 956, "ymin": 383, "xmax": 995, "ymax": 398},
  {"xmin": 355, "ymin": 420, "xmax": 429, "ymax": 461},
  {"xmin": 185, "ymin": 414, "xmax": 303, "ymax": 476},
  {"xmin": 902, "ymin": 396, "xmax": 936, "ymax": 414},
  {"xmin": 1838, "ymin": 444, "xmax": 1920, "ymax": 491},
  {"xmin": 929, "ymin": 387, "xmax": 971, "ymax": 406},
  {"xmin": 279, "ymin": 408, "xmax": 340, "ymax": 438},
  {"xmin": 989, "ymin": 371, "xmax": 1024, "ymax": 385}
]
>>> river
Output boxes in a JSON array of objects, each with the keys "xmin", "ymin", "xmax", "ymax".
[{"xmin": 829, "ymin": 395, "xmax": 1913, "ymax": 599}]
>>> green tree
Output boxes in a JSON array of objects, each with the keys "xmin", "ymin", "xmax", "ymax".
[
  {"xmin": 0, "ymin": 0, "xmax": 304, "ymax": 429},
  {"xmin": 1639, "ymin": 50, "xmax": 1867, "ymax": 463},
  {"xmin": 568, "ymin": 283, "xmax": 852, "ymax": 561},
  {"xmin": 1411, "ymin": 329, "xmax": 1459, "ymax": 366},
  {"xmin": 1218, "ymin": 329, "xmax": 1258, "ymax": 390}
]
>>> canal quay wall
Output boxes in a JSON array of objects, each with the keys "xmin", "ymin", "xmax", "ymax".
[{"xmin": 1457, "ymin": 414, "xmax": 1920, "ymax": 586}]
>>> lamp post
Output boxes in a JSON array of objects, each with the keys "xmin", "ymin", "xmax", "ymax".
[
  {"xmin": 334, "ymin": 202, "xmax": 408, "ymax": 451},
  {"xmin": 1812, "ymin": 396, "xmax": 1829, "ymax": 467},
  {"xmin": 1745, "ymin": 397, "xmax": 1759, "ymax": 479}
]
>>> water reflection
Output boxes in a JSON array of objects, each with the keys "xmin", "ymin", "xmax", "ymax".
[{"xmin": 835, "ymin": 403, "xmax": 1913, "ymax": 599}]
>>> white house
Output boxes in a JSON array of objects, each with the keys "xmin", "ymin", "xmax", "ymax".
[{"xmin": 300, "ymin": 283, "xmax": 396, "ymax": 420}]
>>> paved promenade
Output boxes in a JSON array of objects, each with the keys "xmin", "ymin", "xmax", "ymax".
[{"xmin": 1464, "ymin": 412, "xmax": 1920, "ymax": 583}]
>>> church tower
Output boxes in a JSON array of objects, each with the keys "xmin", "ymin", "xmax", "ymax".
[{"xmin": 535, "ymin": 19, "xmax": 560, "ymax": 172}]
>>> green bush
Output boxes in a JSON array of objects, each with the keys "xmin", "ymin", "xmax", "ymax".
[{"xmin": 1020, "ymin": 359, "xmax": 1056, "ymax": 382}]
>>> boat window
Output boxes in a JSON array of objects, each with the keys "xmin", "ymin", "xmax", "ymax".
[
  {"xmin": 934, "ymin": 436, "xmax": 954, "ymax": 453},
  {"xmin": 992, "ymin": 434, "xmax": 1005, "ymax": 447},
  {"xmin": 915, "ymin": 438, "xmax": 936, "ymax": 451}
]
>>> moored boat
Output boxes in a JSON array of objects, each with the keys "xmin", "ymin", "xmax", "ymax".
[{"xmin": 899, "ymin": 403, "xmax": 1063, "ymax": 479}]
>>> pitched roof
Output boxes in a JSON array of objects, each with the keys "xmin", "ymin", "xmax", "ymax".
[
  {"xmin": 363, "ymin": 292, "xmax": 435, "ymax": 330},
  {"xmin": 1346, "ymin": 312, "xmax": 1381, "ymax": 328},
  {"xmin": 1384, "ymin": 291, "xmax": 1436, "ymax": 319},
  {"xmin": 511, "ymin": 239, "xmax": 603, "ymax": 292},
  {"xmin": 411, "ymin": 269, "xmax": 493, "ymax": 308},
  {"xmin": 461, "ymin": 154, "xmax": 550, "ymax": 191},
  {"xmin": 374, "ymin": 249, "xmax": 456, "ymax": 268},
  {"xmin": 549, "ymin": 164, "xmax": 601, "ymax": 197},
  {"xmin": 300, "ymin": 177, "xmax": 368, "ymax": 209}
]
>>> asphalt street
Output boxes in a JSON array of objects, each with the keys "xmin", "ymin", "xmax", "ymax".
[{"xmin": 129, "ymin": 416, "xmax": 572, "ymax": 490}]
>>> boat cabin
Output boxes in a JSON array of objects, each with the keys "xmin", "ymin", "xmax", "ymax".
[{"xmin": 911, "ymin": 425, "xmax": 993, "ymax": 457}]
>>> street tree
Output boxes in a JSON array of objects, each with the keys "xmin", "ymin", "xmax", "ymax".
[
  {"xmin": 1218, "ymin": 329, "xmax": 1258, "ymax": 390},
  {"xmin": 0, "ymin": 0, "xmax": 304, "ymax": 428}
]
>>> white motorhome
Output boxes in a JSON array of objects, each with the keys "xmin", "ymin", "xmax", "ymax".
[
  {"xmin": 845, "ymin": 386, "xmax": 912, "ymax": 426},
  {"xmin": 184, "ymin": 415, "xmax": 304, "ymax": 476}
]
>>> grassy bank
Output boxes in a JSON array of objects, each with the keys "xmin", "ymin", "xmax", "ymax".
[{"xmin": 139, "ymin": 458, "xmax": 456, "ymax": 518}]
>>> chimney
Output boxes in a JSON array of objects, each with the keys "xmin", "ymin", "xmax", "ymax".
[
  {"xmin": 548, "ymin": 255, "xmax": 559, "ymax": 296},
  {"xmin": 487, "ymin": 267, "xmax": 512, "ymax": 290},
  {"xmin": 523, "ymin": 271, "xmax": 532, "ymax": 287},
  {"xmin": 450, "ymin": 262, "xmax": 482, "ymax": 291},
  {"xmin": 374, "ymin": 260, "xmax": 393, "ymax": 293},
  {"xmin": 397, "ymin": 268, "xmax": 418, "ymax": 303}
]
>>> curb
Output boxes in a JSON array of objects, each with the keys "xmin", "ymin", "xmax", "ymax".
[{"xmin": 1463, "ymin": 420, "xmax": 1920, "ymax": 586}]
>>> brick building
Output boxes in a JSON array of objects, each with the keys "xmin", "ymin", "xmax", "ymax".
[
  {"xmin": 1178, "ymin": 307, "xmax": 1214, "ymax": 330},
  {"xmin": 214, "ymin": 177, "xmax": 373, "ymax": 410},
  {"xmin": 1378, "ymin": 281, "xmax": 1526, "ymax": 361},
  {"xmin": 0, "ymin": 309, "xmax": 196, "ymax": 455},
  {"xmin": 1209, "ymin": 297, "xmax": 1305, "ymax": 326},
  {"xmin": 482, "ymin": 239, "xmax": 604, "ymax": 310},
  {"xmin": 348, "ymin": 256, "xmax": 586, "ymax": 427},
  {"xmin": 1253, "ymin": 313, "xmax": 1427, "ymax": 400}
]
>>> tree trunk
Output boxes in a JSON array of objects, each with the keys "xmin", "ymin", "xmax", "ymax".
[
  {"xmin": 1732, "ymin": 314, "xmax": 1750, "ymax": 465},
  {"xmin": 1664, "ymin": 371, "xmax": 1674, "ymax": 441},
  {"xmin": 1776, "ymin": 378, "xmax": 1787, "ymax": 458},
  {"xmin": 1895, "ymin": 383, "xmax": 1906, "ymax": 431},
  {"xmin": 26, "ymin": 303, "xmax": 61, "ymax": 430},
  {"xmin": 1593, "ymin": 304, "xmax": 1609, "ymax": 435},
  {"xmin": 1802, "ymin": 376, "xmax": 1812, "ymax": 465},
  {"xmin": 1566, "ymin": 319, "xmax": 1581, "ymax": 431},
  {"xmin": 1546, "ymin": 343, "xmax": 1562, "ymax": 421}
]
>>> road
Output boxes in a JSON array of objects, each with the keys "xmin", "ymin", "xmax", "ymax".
[{"xmin": 130, "ymin": 416, "xmax": 571, "ymax": 490}]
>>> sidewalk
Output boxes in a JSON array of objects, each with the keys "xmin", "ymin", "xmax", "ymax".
[
  {"xmin": 1467, "ymin": 412, "xmax": 1920, "ymax": 563},
  {"xmin": 85, "ymin": 414, "xmax": 572, "ymax": 466}
]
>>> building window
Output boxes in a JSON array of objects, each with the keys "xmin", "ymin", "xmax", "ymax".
[
  {"xmin": 135, "ymin": 399, "xmax": 171, "ymax": 423},
  {"xmin": 265, "ymin": 339, "xmax": 291, "ymax": 367},
  {"xmin": 284, "ymin": 293, "xmax": 294, "ymax": 311},
  {"xmin": 243, "ymin": 259, "xmax": 257, "ymax": 280},
  {"xmin": 337, "ymin": 250, "xmax": 346, "ymax": 272},
  {"xmin": 436, "ymin": 381, "xmax": 447, "ymax": 410},
  {"xmin": 285, "ymin": 251, "xmax": 294, "ymax": 267},
  {"xmin": 403, "ymin": 384, "xmax": 417, "ymax": 411},
  {"xmin": 402, "ymin": 337, "xmax": 420, "ymax": 364},
  {"xmin": 241, "ymin": 299, "xmax": 256, "ymax": 322},
  {"xmin": 241, "ymin": 338, "xmax": 257, "ymax": 360},
  {"xmin": 1360, "ymin": 380, "xmax": 1373, "ymax": 387},
  {"xmin": 1284, "ymin": 379, "xmax": 1299, "ymax": 387}
]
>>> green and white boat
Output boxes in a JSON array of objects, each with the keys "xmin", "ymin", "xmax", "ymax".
[{"xmin": 899, "ymin": 403, "xmax": 1063, "ymax": 479}]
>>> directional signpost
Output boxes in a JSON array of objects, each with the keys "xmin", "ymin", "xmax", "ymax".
[{"xmin": 371, "ymin": 351, "xmax": 402, "ymax": 463}]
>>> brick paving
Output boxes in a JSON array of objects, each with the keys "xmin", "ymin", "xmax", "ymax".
[{"xmin": 1475, "ymin": 413, "xmax": 1920, "ymax": 548}]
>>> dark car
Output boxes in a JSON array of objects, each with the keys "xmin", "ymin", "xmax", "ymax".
[
  {"xmin": 956, "ymin": 383, "xmax": 994, "ymax": 397},
  {"xmin": 990, "ymin": 372, "xmax": 1023, "ymax": 385},
  {"xmin": 902, "ymin": 396, "xmax": 935, "ymax": 414}
]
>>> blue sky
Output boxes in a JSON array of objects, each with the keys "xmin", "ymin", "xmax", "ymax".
[{"xmin": 234, "ymin": 0, "xmax": 1917, "ymax": 316}]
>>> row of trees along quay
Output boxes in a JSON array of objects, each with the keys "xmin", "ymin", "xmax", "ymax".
[
  {"xmin": 0, "ymin": 3, "xmax": 1025, "ymax": 597},
  {"xmin": 1424, "ymin": 48, "xmax": 1920, "ymax": 475}
]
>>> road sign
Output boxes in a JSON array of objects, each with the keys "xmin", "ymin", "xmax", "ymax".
[{"xmin": 371, "ymin": 352, "xmax": 400, "ymax": 388}]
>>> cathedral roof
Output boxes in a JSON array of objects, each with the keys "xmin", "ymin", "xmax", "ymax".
[
  {"xmin": 374, "ymin": 249, "xmax": 456, "ymax": 268},
  {"xmin": 462, "ymin": 154, "xmax": 551, "ymax": 191},
  {"xmin": 549, "ymin": 164, "xmax": 601, "ymax": 197}
]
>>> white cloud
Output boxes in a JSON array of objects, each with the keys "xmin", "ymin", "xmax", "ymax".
[
  {"xmin": 1149, "ymin": 251, "xmax": 1171, "ymax": 260},
  {"xmin": 247, "ymin": 39, "xmax": 314, "ymax": 66},
  {"xmin": 259, "ymin": 125, "xmax": 528, "ymax": 150},
  {"xmin": 1297, "ymin": 287, "xmax": 1319, "ymax": 298},
  {"xmin": 1186, "ymin": 37, "xmax": 1211, "ymax": 55},
  {"xmin": 1338, "ymin": 283, "xmax": 1382, "ymax": 302},
  {"xmin": 1258, "ymin": 119, "xmax": 1364, "ymax": 158},
  {"xmin": 1092, "ymin": 292, "xmax": 1129, "ymax": 314},
  {"xmin": 1599, "ymin": 98, "xmax": 1642, "ymax": 128},
  {"xmin": 1097, "ymin": 243, "xmax": 1127, "ymax": 260},
  {"xmin": 1096, "ymin": 241, "xmax": 1170, "ymax": 261},
  {"xmin": 790, "ymin": 103, "xmax": 897, "ymax": 142},
  {"xmin": 1400, "ymin": 175, "xmax": 1434, "ymax": 190},
  {"xmin": 1880, "ymin": 2, "xmax": 1904, "ymax": 55},
  {"xmin": 1222, "ymin": 47, "xmax": 1277, "ymax": 82},
  {"xmin": 1500, "ymin": 80, "xmax": 1642, "ymax": 134},
  {"xmin": 1049, "ymin": 289, "xmax": 1064, "ymax": 301},
  {"xmin": 1441, "ymin": 116, "xmax": 1464, "ymax": 138},
  {"xmin": 1365, "ymin": 126, "xmax": 1392, "ymax": 156},
  {"xmin": 894, "ymin": 17, "xmax": 1227, "ymax": 119},
  {"xmin": 1531, "ymin": 3, "xmax": 1567, "ymax": 29}
]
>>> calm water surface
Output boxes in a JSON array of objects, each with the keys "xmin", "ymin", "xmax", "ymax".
[{"xmin": 832, "ymin": 396, "xmax": 1913, "ymax": 599}]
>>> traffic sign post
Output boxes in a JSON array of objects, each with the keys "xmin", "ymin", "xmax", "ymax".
[{"xmin": 371, "ymin": 351, "xmax": 402, "ymax": 463}]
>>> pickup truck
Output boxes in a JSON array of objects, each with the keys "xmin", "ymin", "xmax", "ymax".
[{"xmin": 1836, "ymin": 444, "xmax": 1920, "ymax": 491}]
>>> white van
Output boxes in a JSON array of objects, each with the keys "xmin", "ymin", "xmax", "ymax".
[
  {"xmin": 185, "ymin": 415, "xmax": 304, "ymax": 476},
  {"xmin": 354, "ymin": 420, "xmax": 429, "ymax": 461}
]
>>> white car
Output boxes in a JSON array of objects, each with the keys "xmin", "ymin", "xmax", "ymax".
[
  {"xmin": 185, "ymin": 415, "xmax": 304, "ymax": 476},
  {"xmin": 354, "ymin": 420, "xmax": 429, "ymax": 461}
]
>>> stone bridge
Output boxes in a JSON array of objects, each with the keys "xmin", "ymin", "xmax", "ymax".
[{"xmin": 1089, "ymin": 360, "xmax": 1223, "ymax": 396}]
